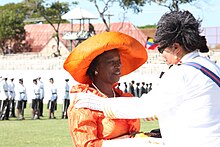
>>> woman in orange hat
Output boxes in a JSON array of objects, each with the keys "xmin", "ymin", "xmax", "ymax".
[
  {"xmin": 75, "ymin": 11, "xmax": 220, "ymax": 147},
  {"xmin": 64, "ymin": 32, "xmax": 148, "ymax": 146}
]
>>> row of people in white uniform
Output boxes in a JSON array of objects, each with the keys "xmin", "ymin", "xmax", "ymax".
[{"xmin": 0, "ymin": 76, "xmax": 70, "ymax": 120}]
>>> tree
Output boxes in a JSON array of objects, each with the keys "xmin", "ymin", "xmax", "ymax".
[
  {"xmin": 0, "ymin": 3, "xmax": 30, "ymax": 54},
  {"xmin": 36, "ymin": 1, "xmax": 72, "ymax": 56},
  {"xmin": 121, "ymin": 0, "xmax": 197, "ymax": 12},
  {"xmin": 89, "ymin": 0, "xmax": 197, "ymax": 32},
  {"xmin": 88, "ymin": 0, "xmax": 114, "ymax": 32},
  {"xmin": 88, "ymin": 0, "xmax": 142, "ymax": 31},
  {"xmin": 119, "ymin": 0, "xmax": 146, "ymax": 13}
]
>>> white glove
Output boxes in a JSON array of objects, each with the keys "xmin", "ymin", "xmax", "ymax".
[{"xmin": 75, "ymin": 92, "xmax": 104, "ymax": 111}]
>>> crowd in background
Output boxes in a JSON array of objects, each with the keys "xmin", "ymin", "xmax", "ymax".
[{"xmin": 117, "ymin": 81, "xmax": 153, "ymax": 98}]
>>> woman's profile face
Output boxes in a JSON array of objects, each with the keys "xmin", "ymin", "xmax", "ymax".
[
  {"xmin": 161, "ymin": 45, "xmax": 181, "ymax": 65},
  {"xmin": 162, "ymin": 48, "xmax": 176, "ymax": 65},
  {"xmin": 95, "ymin": 49, "xmax": 121, "ymax": 85}
]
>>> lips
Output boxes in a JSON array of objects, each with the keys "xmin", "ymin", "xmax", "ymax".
[
  {"xmin": 114, "ymin": 72, "xmax": 121, "ymax": 76},
  {"xmin": 114, "ymin": 69, "xmax": 121, "ymax": 75}
]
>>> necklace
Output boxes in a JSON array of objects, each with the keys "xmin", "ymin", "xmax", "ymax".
[{"xmin": 91, "ymin": 83, "xmax": 116, "ymax": 98}]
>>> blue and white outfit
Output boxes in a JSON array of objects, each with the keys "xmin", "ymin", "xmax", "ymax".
[
  {"xmin": 8, "ymin": 80, "xmax": 16, "ymax": 117},
  {"xmin": 15, "ymin": 82, "xmax": 27, "ymax": 119},
  {"xmin": 62, "ymin": 81, "xmax": 70, "ymax": 119},
  {"xmin": 0, "ymin": 78, "xmax": 9, "ymax": 119},
  {"xmin": 37, "ymin": 79, "xmax": 44, "ymax": 116},
  {"xmin": 32, "ymin": 83, "xmax": 40, "ymax": 118},
  {"xmin": 48, "ymin": 83, "xmax": 57, "ymax": 113}
]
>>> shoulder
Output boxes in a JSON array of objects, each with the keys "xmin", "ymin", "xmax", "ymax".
[{"xmin": 70, "ymin": 84, "xmax": 90, "ymax": 93}]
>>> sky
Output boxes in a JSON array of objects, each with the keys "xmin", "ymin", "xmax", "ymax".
[{"xmin": 0, "ymin": 0, "xmax": 220, "ymax": 27}]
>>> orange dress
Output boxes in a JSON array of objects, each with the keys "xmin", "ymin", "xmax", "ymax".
[{"xmin": 68, "ymin": 84, "xmax": 140, "ymax": 147}]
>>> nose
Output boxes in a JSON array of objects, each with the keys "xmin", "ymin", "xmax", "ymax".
[{"xmin": 114, "ymin": 61, "xmax": 122, "ymax": 69}]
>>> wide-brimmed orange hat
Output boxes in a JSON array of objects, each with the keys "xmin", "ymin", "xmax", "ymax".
[{"xmin": 63, "ymin": 31, "xmax": 148, "ymax": 84}]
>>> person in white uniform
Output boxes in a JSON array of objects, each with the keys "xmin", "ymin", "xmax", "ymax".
[
  {"xmin": 62, "ymin": 79, "xmax": 70, "ymax": 119},
  {"xmin": 37, "ymin": 77, "xmax": 44, "ymax": 117},
  {"xmin": 48, "ymin": 78, "xmax": 57, "ymax": 119},
  {"xmin": 75, "ymin": 11, "xmax": 220, "ymax": 147},
  {"xmin": 15, "ymin": 78, "xmax": 27, "ymax": 120},
  {"xmin": 0, "ymin": 76, "xmax": 10, "ymax": 120},
  {"xmin": 8, "ymin": 77, "xmax": 16, "ymax": 117},
  {"xmin": 32, "ymin": 79, "xmax": 40, "ymax": 119}
]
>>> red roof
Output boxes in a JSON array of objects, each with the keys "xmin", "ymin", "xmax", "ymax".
[{"xmin": 25, "ymin": 22, "xmax": 147, "ymax": 52}]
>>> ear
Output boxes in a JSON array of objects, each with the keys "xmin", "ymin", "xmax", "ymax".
[{"xmin": 173, "ymin": 43, "xmax": 181, "ymax": 54}]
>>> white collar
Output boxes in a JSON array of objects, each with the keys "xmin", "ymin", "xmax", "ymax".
[{"xmin": 180, "ymin": 50, "xmax": 200, "ymax": 63}]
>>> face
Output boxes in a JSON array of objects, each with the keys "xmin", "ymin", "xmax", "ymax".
[
  {"xmin": 50, "ymin": 79, "xmax": 54, "ymax": 84},
  {"xmin": 94, "ymin": 49, "xmax": 121, "ymax": 85},
  {"xmin": 19, "ymin": 80, "xmax": 23, "ymax": 84},
  {"xmin": 33, "ymin": 80, "xmax": 37, "ymax": 85},
  {"xmin": 159, "ymin": 44, "xmax": 181, "ymax": 65}
]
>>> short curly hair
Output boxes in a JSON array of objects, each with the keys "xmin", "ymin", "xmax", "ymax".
[{"xmin": 154, "ymin": 10, "xmax": 208, "ymax": 53}]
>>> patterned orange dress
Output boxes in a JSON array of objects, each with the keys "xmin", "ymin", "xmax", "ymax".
[{"xmin": 68, "ymin": 84, "xmax": 140, "ymax": 147}]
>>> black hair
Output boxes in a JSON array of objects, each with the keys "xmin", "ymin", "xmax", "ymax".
[
  {"xmin": 154, "ymin": 10, "xmax": 209, "ymax": 53},
  {"xmin": 86, "ymin": 53, "xmax": 102, "ymax": 81},
  {"xmin": 86, "ymin": 49, "xmax": 118, "ymax": 81}
]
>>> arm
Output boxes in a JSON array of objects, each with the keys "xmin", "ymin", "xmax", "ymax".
[
  {"xmin": 75, "ymin": 67, "xmax": 185, "ymax": 119},
  {"xmin": 103, "ymin": 67, "xmax": 185, "ymax": 119}
]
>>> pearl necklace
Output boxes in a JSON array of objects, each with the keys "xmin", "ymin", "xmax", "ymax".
[{"xmin": 91, "ymin": 83, "xmax": 116, "ymax": 98}]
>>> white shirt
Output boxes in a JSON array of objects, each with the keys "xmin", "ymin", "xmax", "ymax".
[
  {"xmin": 15, "ymin": 84, "xmax": 27, "ymax": 101},
  {"xmin": 8, "ymin": 81, "xmax": 15, "ymax": 99},
  {"xmin": 49, "ymin": 83, "xmax": 57, "ymax": 101},
  {"xmin": 38, "ymin": 80, "xmax": 44, "ymax": 99},
  {"xmin": 33, "ymin": 84, "xmax": 40, "ymax": 99},
  {"xmin": 0, "ymin": 80, "xmax": 9, "ymax": 100},
  {"xmin": 104, "ymin": 50, "xmax": 220, "ymax": 147},
  {"xmin": 63, "ymin": 82, "xmax": 70, "ymax": 100}
]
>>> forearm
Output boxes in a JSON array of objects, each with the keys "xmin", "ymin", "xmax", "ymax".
[{"xmin": 102, "ymin": 97, "xmax": 157, "ymax": 119}]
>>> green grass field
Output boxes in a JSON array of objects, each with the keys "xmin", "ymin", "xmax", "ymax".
[{"xmin": 0, "ymin": 104, "xmax": 159, "ymax": 147}]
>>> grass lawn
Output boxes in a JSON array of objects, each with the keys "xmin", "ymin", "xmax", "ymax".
[{"xmin": 0, "ymin": 104, "xmax": 159, "ymax": 147}]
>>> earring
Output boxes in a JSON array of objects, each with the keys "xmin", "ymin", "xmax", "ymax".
[
  {"xmin": 95, "ymin": 71, "xmax": 98, "ymax": 75},
  {"xmin": 174, "ymin": 56, "xmax": 178, "ymax": 60}
]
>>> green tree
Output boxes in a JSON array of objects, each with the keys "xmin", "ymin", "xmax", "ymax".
[
  {"xmin": 0, "ymin": 3, "xmax": 30, "ymax": 54},
  {"xmin": 121, "ymin": 0, "xmax": 197, "ymax": 12},
  {"xmin": 23, "ymin": 0, "xmax": 77, "ymax": 56},
  {"xmin": 119, "ymin": 0, "xmax": 146, "ymax": 13},
  {"xmin": 36, "ymin": 1, "xmax": 72, "ymax": 56}
]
